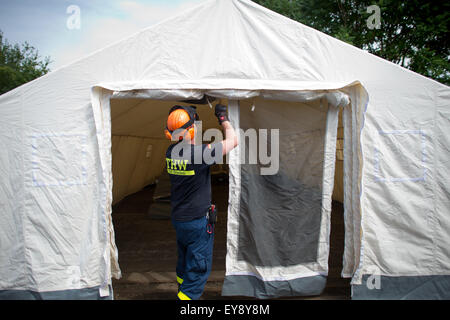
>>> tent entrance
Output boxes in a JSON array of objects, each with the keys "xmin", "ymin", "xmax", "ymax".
[
  {"xmin": 90, "ymin": 83, "xmax": 367, "ymax": 299},
  {"xmin": 107, "ymin": 95, "xmax": 230, "ymax": 298},
  {"xmin": 328, "ymin": 108, "xmax": 351, "ymax": 297}
]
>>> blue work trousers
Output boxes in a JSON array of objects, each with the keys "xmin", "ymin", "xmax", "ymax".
[{"xmin": 172, "ymin": 216, "xmax": 214, "ymax": 300}]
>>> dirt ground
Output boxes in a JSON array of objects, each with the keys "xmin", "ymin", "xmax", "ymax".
[{"xmin": 111, "ymin": 175, "xmax": 350, "ymax": 300}]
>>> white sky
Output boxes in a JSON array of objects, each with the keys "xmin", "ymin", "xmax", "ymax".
[{"xmin": 0, "ymin": 0, "xmax": 204, "ymax": 69}]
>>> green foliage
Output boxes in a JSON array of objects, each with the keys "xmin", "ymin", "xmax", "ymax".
[
  {"xmin": 253, "ymin": 0, "xmax": 449, "ymax": 85},
  {"xmin": 0, "ymin": 30, "xmax": 51, "ymax": 95}
]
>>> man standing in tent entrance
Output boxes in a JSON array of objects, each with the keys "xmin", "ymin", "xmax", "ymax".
[{"xmin": 164, "ymin": 103, "xmax": 238, "ymax": 300}]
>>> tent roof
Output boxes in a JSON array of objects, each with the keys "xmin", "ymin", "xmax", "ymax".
[{"xmin": 1, "ymin": 0, "xmax": 447, "ymax": 101}]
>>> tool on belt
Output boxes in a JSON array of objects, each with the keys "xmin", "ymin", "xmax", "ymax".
[{"xmin": 206, "ymin": 204, "xmax": 217, "ymax": 234}]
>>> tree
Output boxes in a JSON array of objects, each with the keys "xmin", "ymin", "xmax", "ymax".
[
  {"xmin": 253, "ymin": 0, "xmax": 449, "ymax": 85},
  {"xmin": 0, "ymin": 30, "xmax": 51, "ymax": 95}
]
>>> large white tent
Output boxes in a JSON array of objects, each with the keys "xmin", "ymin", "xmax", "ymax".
[{"xmin": 0, "ymin": 0, "xmax": 449, "ymax": 299}]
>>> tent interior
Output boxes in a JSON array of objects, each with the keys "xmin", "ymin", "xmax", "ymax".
[
  {"xmin": 110, "ymin": 97, "xmax": 226, "ymax": 206},
  {"xmin": 109, "ymin": 94, "xmax": 348, "ymax": 299}
]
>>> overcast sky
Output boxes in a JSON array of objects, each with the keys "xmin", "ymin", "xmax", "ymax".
[{"xmin": 0, "ymin": 0, "xmax": 203, "ymax": 70}]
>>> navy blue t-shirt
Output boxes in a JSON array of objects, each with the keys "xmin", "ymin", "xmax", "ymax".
[{"xmin": 166, "ymin": 142, "xmax": 223, "ymax": 221}]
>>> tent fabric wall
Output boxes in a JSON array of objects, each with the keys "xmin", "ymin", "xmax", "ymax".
[
  {"xmin": 351, "ymin": 83, "xmax": 450, "ymax": 295},
  {"xmin": 222, "ymin": 97, "xmax": 344, "ymax": 298},
  {"xmin": 111, "ymin": 135, "xmax": 167, "ymax": 205},
  {"xmin": 0, "ymin": 285, "xmax": 113, "ymax": 300},
  {"xmin": 0, "ymin": 0, "xmax": 449, "ymax": 299},
  {"xmin": 352, "ymin": 275, "xmax": 450, "ymax": 300},
  {"xmin": 0, "ymin": 84, "xmax": 112, "ymax": 296}
]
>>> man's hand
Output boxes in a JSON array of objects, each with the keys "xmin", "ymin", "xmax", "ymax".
[
  {"xmin": 214, "ymin": 104, "xmax": 238, "ymax": 156},
  {"xmin": 215, "ymin": 104, "xmax": 229, "ymax": 125}
]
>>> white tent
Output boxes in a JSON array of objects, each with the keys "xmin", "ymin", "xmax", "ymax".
[{"xmin": 0, "ymin": 0, "xmax": 449, "ymax": 299}]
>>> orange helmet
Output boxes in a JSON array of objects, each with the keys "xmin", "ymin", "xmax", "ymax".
[{"xmin": 164, "ymin": 105, "xmax": 199, "ymax": 141}]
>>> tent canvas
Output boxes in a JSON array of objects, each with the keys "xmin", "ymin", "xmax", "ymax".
[{"xmin": 0, "ymin": 0, "xmax": 449, "ymax": 300}]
